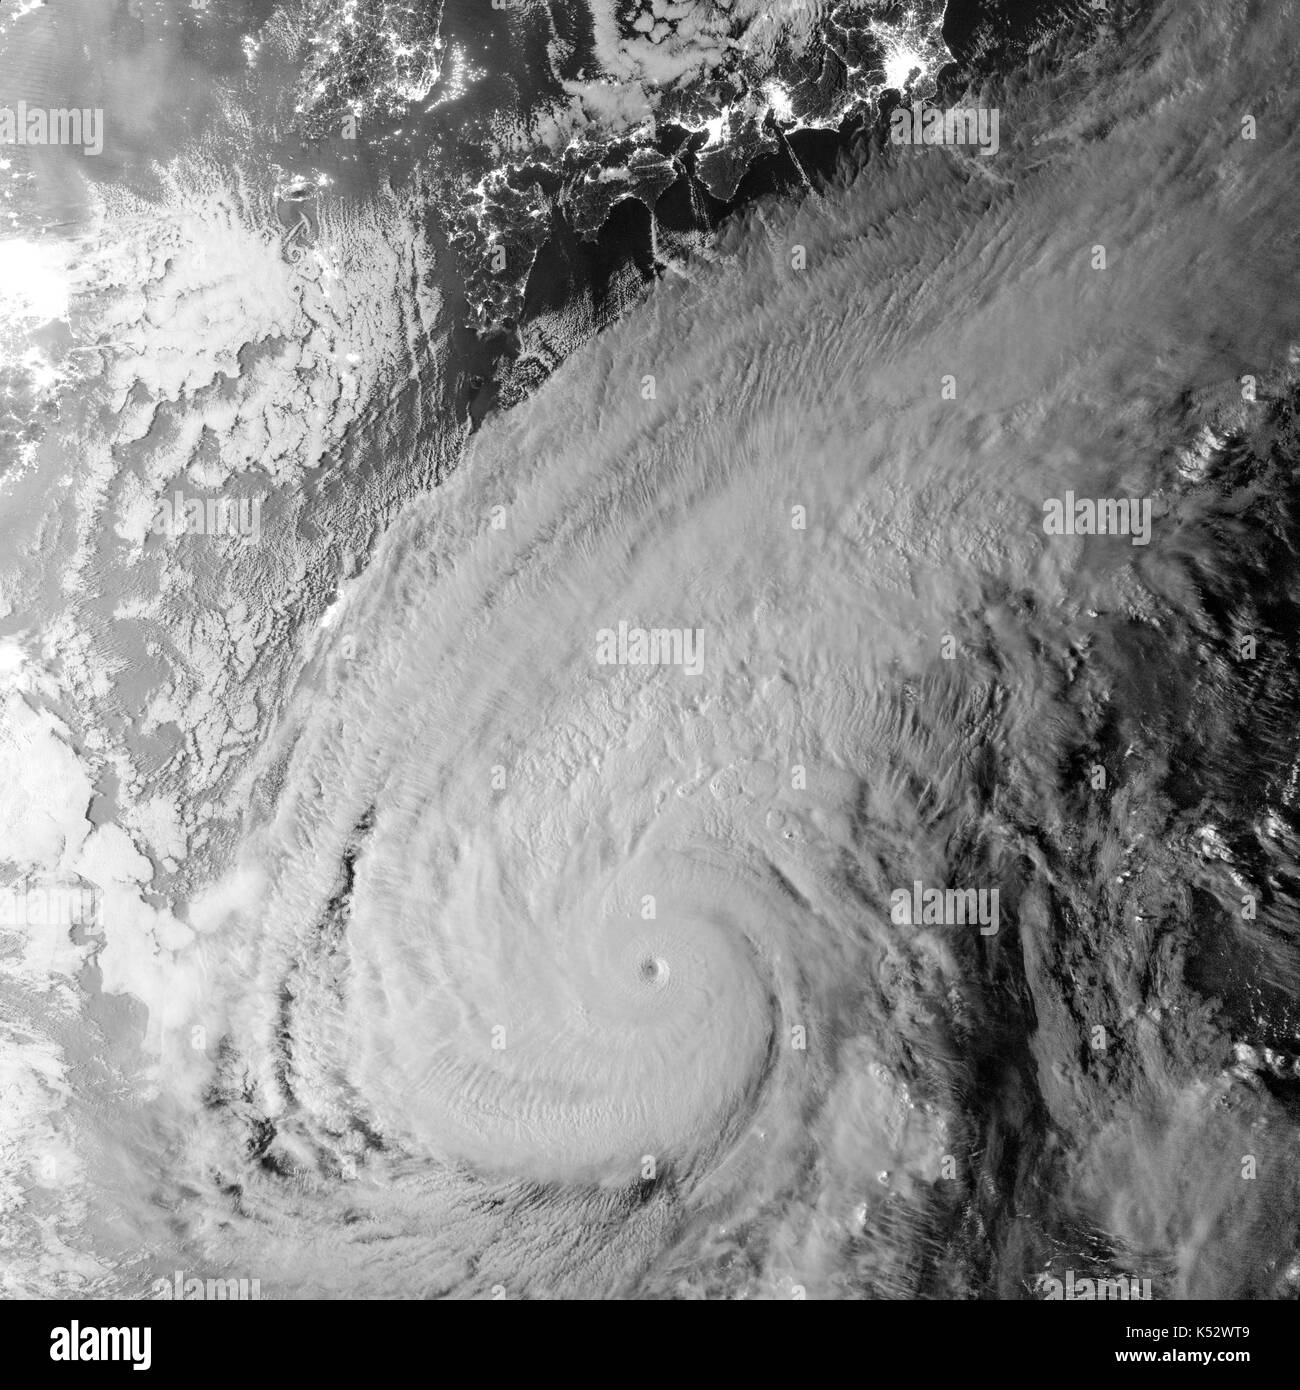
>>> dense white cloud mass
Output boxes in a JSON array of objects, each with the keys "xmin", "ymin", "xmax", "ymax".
[
  {"xmin": 3, "ymin": 0, "xmax": 1300, "ymax": 1301},
  {"xmin": 142, "ymin": 1, "xmax": 1300, "ymax": 1297}
]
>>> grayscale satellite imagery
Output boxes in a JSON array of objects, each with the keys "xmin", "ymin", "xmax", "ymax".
[{"xmin": 0, "ymin": 0, "xmax": 1297, "ymax": 1352}]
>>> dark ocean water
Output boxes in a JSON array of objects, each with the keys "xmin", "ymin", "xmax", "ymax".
[{"xmin": 2, "ymin": 0, "xmax": 1299, "ymax": 1303}]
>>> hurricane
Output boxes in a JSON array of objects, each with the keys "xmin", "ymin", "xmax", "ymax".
[{"xmin": 3, "ymin": 0, "xmax": 1300, "ymax": 1307}]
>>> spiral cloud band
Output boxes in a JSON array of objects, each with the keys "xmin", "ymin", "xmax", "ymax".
[{"xmin": 126, "ymin": 0, "xmax": 1300, "ymax": 1299}]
